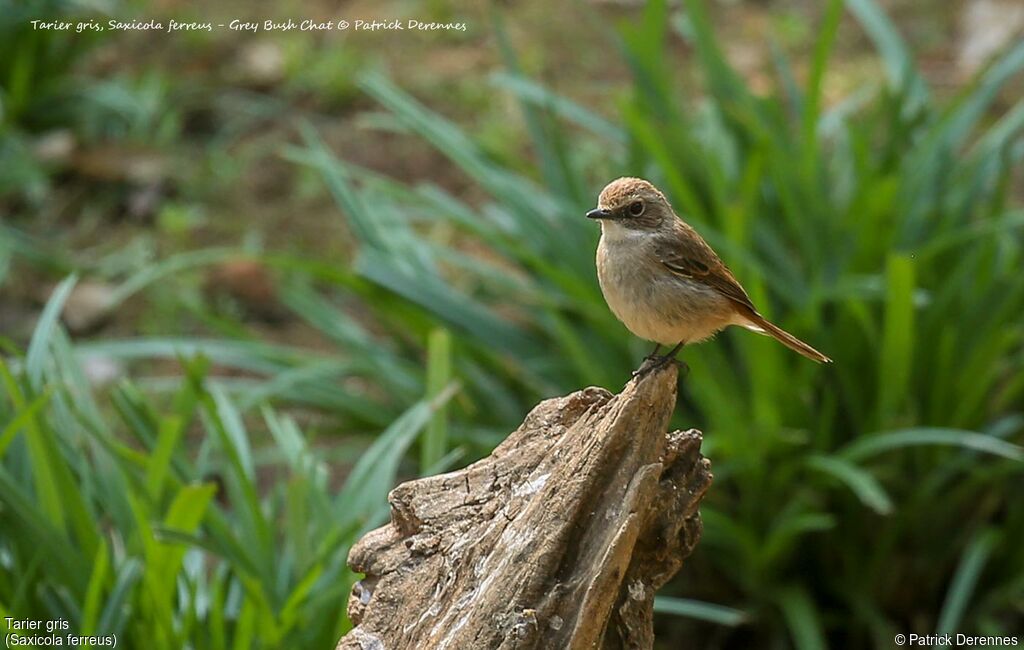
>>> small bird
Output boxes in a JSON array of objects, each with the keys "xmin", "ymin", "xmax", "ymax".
[{"xmin": 588, "ymin": 177, "xmax": 831, "ymax": 371}]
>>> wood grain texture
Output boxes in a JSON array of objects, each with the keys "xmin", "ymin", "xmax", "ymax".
[{"xmin": 337, "ymin": 364, "xmax": 712, "ymax": 650}]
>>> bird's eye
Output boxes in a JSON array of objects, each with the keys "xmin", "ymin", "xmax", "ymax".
[{"xmin": 628, "ymin": 200, "xmax": 645, "ymax": 217}]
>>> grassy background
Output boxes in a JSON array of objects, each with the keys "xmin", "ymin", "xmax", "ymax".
[{"xmin": 2, "ymin": 0, "xmax": 1023, "ymax": 647}]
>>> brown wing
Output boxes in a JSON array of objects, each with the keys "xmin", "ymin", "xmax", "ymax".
[{"xmin": 653, "ymin": 224, "xmax": 757, "ymax": 313}]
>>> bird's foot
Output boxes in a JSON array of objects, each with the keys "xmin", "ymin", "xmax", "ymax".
[{"xmin": 631, "ymin": 355, "xmax": 688, "ymax": 380}]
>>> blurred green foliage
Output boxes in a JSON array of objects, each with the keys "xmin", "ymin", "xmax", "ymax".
[
  {"xmin": 0, "ymin": 0, "xmax": 107, "ymax": 199},
  {"xmin": 2, "ymin": 0, "xmax": 1024, "ymax": 647},
  {"xmin": 0, "ymin": 277, "xmax": 461, "ymax": 648},
  {"xmin": 0, "ymin": 0, "xmax": 104, "ymax": 127}
]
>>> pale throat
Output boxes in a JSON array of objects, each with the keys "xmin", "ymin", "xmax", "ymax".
[{"xmin": 599, "ymin": 219, "xmax": 650, "ymax": 244}]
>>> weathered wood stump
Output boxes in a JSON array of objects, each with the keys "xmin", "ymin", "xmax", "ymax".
[{"xmin": 338, "ymin": 363, "xmax": 712, "ymax": 650}]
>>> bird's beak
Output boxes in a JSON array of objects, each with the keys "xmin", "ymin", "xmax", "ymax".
[{"xmin": 586, "ymin": 208, "xmax": 612, "ymax": 220}]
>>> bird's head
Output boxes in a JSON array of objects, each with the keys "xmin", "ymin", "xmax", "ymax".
[{"xmin": 586, "ymin": 177, "xmax": 673, "ymax": 236}]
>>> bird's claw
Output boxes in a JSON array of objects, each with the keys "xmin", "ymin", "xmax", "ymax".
[{"xmin": 631, "ymin": 355, "xmax": 689, "ymax": 380}]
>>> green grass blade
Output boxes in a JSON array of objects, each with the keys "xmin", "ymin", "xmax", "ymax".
[
  {"xmin": 840, "ymin": 428, "xmax": 1024, "ymax": 462},
  {"xmin": 80, "ymin": 538, "xmax": 110, "ymax": 636},
  {"xmin": 653, "ymin": 596, "xmax": 748, "ymax": 626},
  {"xmin": 935, "ymin": 528, "xmax": 999, "ymax": 642},
  {"xmin": 279, "ymin": 564, "xmax": 324, "ymax": 630},
  {"xmin": 778, "ymin": 586, "xmax": 827, "ymax": 650},
  {"xmin": 942, "ymin": 40, "xmax": 1024, "ymax": 152},
  {"xmin": 107, "ymin": 248, "xmax": 240, "ymax": 307},
  {"xmin": 294, "ymin": 124, "xmax": 388, "ymax": 252},
  {"xmin": 0, "ymin": 384, "xmax": 51, "ymax": 458},
  {"xmin": 25, "ymin": 274, "xmax": 77, "ymax": 389},
  {"xmin": 843, "ymin": 0, "xmax": 927, "ymax": 101},
  {"xmin": 336, "ymin": 384, "xmax": 458, "ymax": 529},
  {"xmin": 421, "ymin": 328, "xmax": 452, "ymax": 473},
  {"xmin": 806, "ymin": 454, "xmax": 894, "ymax": 515},
  {"xmin": 490, "ymin": 72, "xmax": 626, "ymax": 143},
  {"xmin": 146, "ymin": 416, "xmax": 184, "ymax": 502},
  {"xmin": 355, "ymin": 249, "xmax": 540, "ymax": 357},
  {"xmin": 96, "ymin": 558, "xmax": 141, "ymax": 637},
  {"xmin": 877, "ymin": 253, "xmax": 915, "ymax": 422},
  {"xmin": 680, "ymin": 0, "xmax": 756, "ymax": 112},
  {"xmin": 210, "ymin": 384, "xmax": 255, "ymax": 481},
  {"xmin": 0, "ymin": 359, "xmax": 65, "ymax": 530},
  {"xmin": 492, "ymin": 12, "xmax": 584, "ymax": 204},
  {"xmin": 801, "ymin": 0, "xmax": 843, "ymax": 177},
  {"xmin": 0, "ymin": 466, "xmax": 89, "ymax": 591},
  {"xmin": 158, "ymin": 483, "xmax": 217, "ymax": 582}
]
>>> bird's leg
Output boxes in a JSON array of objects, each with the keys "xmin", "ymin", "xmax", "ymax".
[
  {"xmin": 644, "ymin": 344, "xmax": 662, "ymax": 361},
  {"xmin": 633, "ymin": 341, "xmax": 687, "ymax": 378},
  {"xmin": 660, "ymin": 340, "xmax": 690, "ymax": 377},
  {"xmin": 632, "ymin": 344, "xmax": 664, "ymax": 379},
  {"xmin": 660, "ymin": 341, "xmax": 685, "ymax": 362}
]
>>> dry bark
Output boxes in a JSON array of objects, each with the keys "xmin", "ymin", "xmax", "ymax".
[{"xmin": 337, "ymin": 363, "xmax": 712, "ymax": 650}]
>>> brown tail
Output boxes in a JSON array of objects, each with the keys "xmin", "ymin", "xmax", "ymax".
[{"xmin": 743, "ymin": 313, "xmax": 832, "ymax": 363}]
